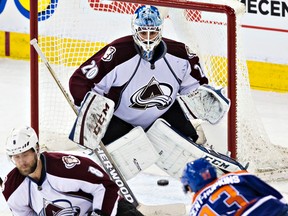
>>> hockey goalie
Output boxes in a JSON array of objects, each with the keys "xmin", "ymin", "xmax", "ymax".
[{"xmin": 68, "ymin": 5, "xmax": 245, "ymax": 182}]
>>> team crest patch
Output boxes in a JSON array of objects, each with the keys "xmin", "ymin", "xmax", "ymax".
[
  {"xmin": 185, "ymin": 45, "xmax": 197, "ymax": 59},
  {"xmin": 40, "ymin": 199, "xmax": 80, "ymax": 216},
  {"xmin": 129, "ymin": 77, "xmax": 173, "ymax": 110},
  {"xmin": 62, "ymin": 155, "xmax": 81, "ymax": 169},
  {"xmin": 101, "ymin": 46, "xmax": 116, "ymax": 62}
]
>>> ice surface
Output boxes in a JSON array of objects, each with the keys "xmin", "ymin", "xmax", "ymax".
[{"xmin": 0, "ymin": 58, "xmax": 287, "ymax": 215}]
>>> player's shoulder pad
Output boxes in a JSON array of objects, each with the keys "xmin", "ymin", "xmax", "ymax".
[
  {"xmin": 100, "ymin": 35, "xmax": 138, "ymax": 63},
  {"xmin": 163, "ymin": 37, "xmax": 199, "ymax": 60},
  {"xmin": 2, "ymin": 168, "xmax": 26, "ymax": 200}
]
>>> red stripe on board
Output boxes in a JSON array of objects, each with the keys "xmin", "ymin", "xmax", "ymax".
[
  {"xmin": 242, "ymin": 25, "xmax": 288, "ymax": 33},
  {"xmin": 5, "ymin": 32, "xmax": 10, "ymax": 56}
]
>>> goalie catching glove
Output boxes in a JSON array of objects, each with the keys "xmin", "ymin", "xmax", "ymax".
[{"xmin": 177, "ymin": 84, "xmax": 230, "ymax": 125}]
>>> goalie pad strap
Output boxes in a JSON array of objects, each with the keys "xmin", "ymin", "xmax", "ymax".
[
  {"xmin": 106, "ymin": 126, "xmax": 159, "ymax": 180},
  {"xmin": 146, "ymin": 119, "xmax": 245, "ymax": 179}
]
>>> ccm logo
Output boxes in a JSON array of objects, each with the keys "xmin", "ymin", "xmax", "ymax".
[
  {"xmin": 94, "ymin": 103, "xmax": 110, "ymax": 135},
  {"xmin": 204, "ymin": 155, "xmax": 230, "ymax": 169}
]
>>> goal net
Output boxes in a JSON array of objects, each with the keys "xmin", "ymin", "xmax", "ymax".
[{"xmin": 33, "ymin": 0, "xmax": 288, "ymax": 180}]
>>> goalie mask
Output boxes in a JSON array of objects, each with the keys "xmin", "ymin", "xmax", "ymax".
[
  {"xmin": 181, "ymin": 158, "xmax": 217, "ymax": 193},
  {"xmin": 132, "ymin": 5, "xmax": 163, "ymax": 61},
  {"xmin": 6, "ymin": 126, "xmax": 39, "ymax": 157}
]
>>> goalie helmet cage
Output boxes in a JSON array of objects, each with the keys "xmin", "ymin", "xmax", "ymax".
[{"xmin": 30, "ymin": 0, "xmax": 288, "ymax": 180}]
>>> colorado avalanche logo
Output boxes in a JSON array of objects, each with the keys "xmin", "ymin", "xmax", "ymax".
[
  {"xmin": 101, "ymin": 46, "xmax": 116, "ymax": 62},
  {"xmin": 62, "ymin": 155, "xmax": 80, "ymax": 169},
  {"xmin": 129, "ymin": 77, "xmax": 173, "ymax": 110},
  {"xmin": 40, "ymin": 199, "xmax": 80, "ymax": 216}
]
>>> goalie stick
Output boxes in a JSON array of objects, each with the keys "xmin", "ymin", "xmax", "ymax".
[{"xmin": 30, "ymin": 39, "xmax": 186, "ymax": 215}]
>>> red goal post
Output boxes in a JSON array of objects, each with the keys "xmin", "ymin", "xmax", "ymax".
[{"xmin": 30, "ymin": 0, "xmax": 288, "ymax": 179}]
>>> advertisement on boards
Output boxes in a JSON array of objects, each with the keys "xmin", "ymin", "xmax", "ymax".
[{"xmin": 240, "ymin": 0, "xmax": 288, "ymax": 63}]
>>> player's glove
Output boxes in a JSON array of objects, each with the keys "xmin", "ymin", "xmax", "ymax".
[
  {"xmin": 87, "ymin": 209, "xmax": 106, "ymax": 216},
  {"xmin": 177, "ymin": 84, "xmax": 230, "ymax": 125}
]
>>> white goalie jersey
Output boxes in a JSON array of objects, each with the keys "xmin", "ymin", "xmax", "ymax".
[{"xmin": 69, "ymin": 35, "xmax": 209, "ymax": 130}]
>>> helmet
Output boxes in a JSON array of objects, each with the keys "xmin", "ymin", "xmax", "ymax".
[
  {"xmin": 181, "ymin": 158, "xmax": 217, "ymax": 193},
  {"xmin": 132, "ymin": 5, "xmax": 163, "ymax": 61},
  {"xmin": 6, "ymin": 126, "xmax": 39, "ymax": 156}
]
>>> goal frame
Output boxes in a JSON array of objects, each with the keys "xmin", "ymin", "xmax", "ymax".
[{"xmin": 29, "ymin": 0, "xmax": 237, "ymax": 158}]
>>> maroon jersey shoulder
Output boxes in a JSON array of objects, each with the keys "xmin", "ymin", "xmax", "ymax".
[
  {"xmin": 69, "ymin": 35, "xmax": 138, "ymax": 106},
  {"xmin": 43, "ymin": 152, "xmax": 110, "ymax": 184},
  {"xmin": 2, "ymin": 168, "xmax": 26, "ymax": 201},
  {"xmin": 163, "ymin": 37, "xmax": 207, "ymax": 85},
  {"xmin": 163, "ymin": 37, "xmax": 197, "ymax": 59},
  {"xmin": 92, "ymin": 35, "xmax": 138, "ymax": 68}
]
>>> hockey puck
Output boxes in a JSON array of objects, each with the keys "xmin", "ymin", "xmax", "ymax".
[{"xmin": 157, "ymin": 179, "xmax": 169, "ymax": 186}]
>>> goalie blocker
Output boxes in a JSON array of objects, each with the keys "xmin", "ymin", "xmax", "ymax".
[{"xmin": 69, "ymin": 91, "xmax": 115, "ymax": 149}]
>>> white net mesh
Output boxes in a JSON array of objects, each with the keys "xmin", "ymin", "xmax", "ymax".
[{"xmin": 36, "ymin": 0, "xmax": 288, "ymax": 178}]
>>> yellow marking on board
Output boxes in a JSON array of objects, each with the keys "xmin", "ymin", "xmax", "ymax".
[
  {"xmin": 248, "ymin": 61, "xmax": 288, "ymax": 92},
  {"xmin": 18, "ymin": 0, "xmax": 29, "ymax": 10},
  {"xmin": 19, "ymin": 0, "xmax": 51, "ymax": 11},
  {"xmin": 10, "ymin": 32, "xmax": 30, "ymax": 59},
  {"xmin": 0, "ymin": 31, "xmax": 4, "ymax": 56},
  {"xmin": 1, "ymin": 31, "xmax": 287, "ymax": 92},
  {"xmin": 38, "ymin": 0, "xmax": 52, "ymax": 12}
]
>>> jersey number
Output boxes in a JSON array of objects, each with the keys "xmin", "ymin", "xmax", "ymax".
[
  {"xmin": 198, "ymin": 185, "xmax": 248, "ymax": 216},
  {"xmin": 81, "ymin": 60, "xmax": 98, "ymax": 79}
]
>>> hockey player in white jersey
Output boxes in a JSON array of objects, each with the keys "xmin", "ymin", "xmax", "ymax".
[
  {"xmin": 68, "ymin": 5, "xmax": 239, "ymax": 181},
  {"xmin": 69, "ymin": 5, "xmax": 229, "ymax": 146},
  {"xmin": 2, "ymin": 126, "xmax": 143, "ymax": 216}
]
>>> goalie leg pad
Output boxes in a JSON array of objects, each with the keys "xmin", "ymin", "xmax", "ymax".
[
  {"xmin": 146, "ymin": 119, "xmax": 245, "ymax": 179},
  {"xmin": 106, "ymin": 126, "xmax": 159, "ymax": 180}
]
